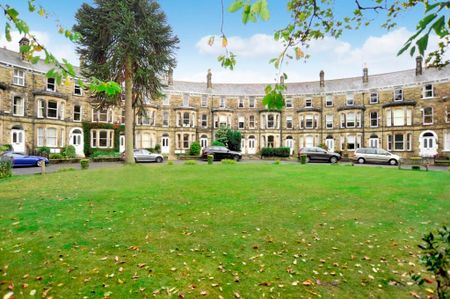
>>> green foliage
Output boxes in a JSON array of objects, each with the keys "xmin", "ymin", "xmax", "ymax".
[
  {"xmin": 207, "ymin": 155, "xmax": 214, "ymax": 165},
  {"xmin": 62, "ymin": 145, "xmax": 76, "ymax": 158},
  {"xmin": 261, "ymin": 147, "xmax": 290, "ymax": 157},
  {"xmin": 299, "ymin": 154, "xmax": 307, "ymax": 164},
  {"xmin": 154, "ymin": 144, "xmax": 161, "ymax": 154},
  {"xmin": 215, "ymin": 126, "xmax": 229, "ymax": 146},
  {"xmin": 263, "ymin": 83, "xmax": 286, "ymax": 110},
  {"xmin": 221, "ymin": 159, "xmax": 236, "ymax": 165},
  {"xmin": 80, "ymin": 159, "xmax": 89, "ymax": 170},
  {"xmin": 318, "ymin": 143, "xmax": 328, "ymax": 151},
  {"xmin": 218, "ymin": 52, "xmax": 237, "ymax": 70},
  {"xmin": 184, "ymin": 160, "xmax": 197, "ymax": 165},
  {"xmin": 49, "ymin": 153, "xmax": 64, "ymax": 160},
  {"xmin": 189, "ymin": 141, "xmax": 201, "ymax": 156},
  {"xmin": 36, "ymin": 146, "xmax": 51, "ymax": 156},
  {"xmin": 82, "ymin": 122, "xmax": 124, "ymax": 156},
  {"xmin": 0, "ymin": 144, "xmax": 12, "ymax": 153},
  {"xmin": 91, "ymin": 151, "xmax": 120, "ymax": 158},
  {"xmin": 212, "ymin": 141, "xmax": 225, "ymax": 147},
  {"xmin": 214, "ymin": 126, "xmax": 242, "ymax": 151},
  {"xmin": 228, "ymin": 0, "xmax": 270, "ymax": 24},
  {"xmin": 167, "ymin": 160, "xmax": 174, "ymax": 166},
  {"xmin": 0, "ymin": 160, "xmax": 12, "ymax": 179},
  {"xmin": 412, "ymin": 226, "xmax": 450, "ymax": 298},
  {"xmin": 273, "ymin": 160, "xmax": 281, "ymax": 165}
]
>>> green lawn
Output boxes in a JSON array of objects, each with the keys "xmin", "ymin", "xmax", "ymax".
[{"xmin": 0, "ymin": 164, "xmax": 449, "ymax": 298}]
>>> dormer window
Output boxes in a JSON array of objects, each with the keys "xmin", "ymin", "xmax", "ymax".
[
  {"xmin": 13, "ymin": 69, "xmax": 25, "ymax": 86},
  {"xmin": 346, "ymin": 93, "xmax": 354, "ymax": 106},
  {"xmin": 74, "ymin": 83, "xmax": 82, "ymax": 96},
  {"xmin": 394, "ymin": 88, "xmax": 403, "ymax": 102},
  {"xmin": 305, "ymin": 98, "xmax": 312, "ymax": 108},
  {"xmin": 47, "ymin": 78, "xmax": 56, "ymax": 92},
  {"xmin": 423, "ymin": 84, "xmax": 433, "ymax": 98}
]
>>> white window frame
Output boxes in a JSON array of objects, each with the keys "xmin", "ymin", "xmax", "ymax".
[
  {"xmin": 394, "ymin": 133, "xmax": 405, "ymax": 151},
  {"xmin": 37, "ymin": 99, "xmax": 45, "ymax": 118},
  {"xmin": 47, "ymin": 78, "xmax": 56, "ymax": 92},
  {"xmin": 423, "ymin": 107, "xmax": 433, "ymax": 125},
  {"xmin": 13, "ymin": 69, "xmax": 25, "ymax": 86},
  {"xmin": 13, "ymin": 96, "xmax": 25, "ymax": 116},
  {"xmin": 393, "ymin": 109, "xmax": 405, "ymax": 126},
  {"xmin": 286, "ymin": 98, "xmax": 293, "ymax": 108},
  {"xmin": 220, "ymin": 96, "xmax": 226, "ymax": 108},
  {"xmin": 249, "ymin": 97, "xmax": 256, "ymax": 108},
  {"xmin": 74, "ymin": 83, "xmax": 82, "ymax": 96},
  {"xmin": 325, "ymin": 95, "xmax": 333, "ymax": 107},
  {"xmin": 346, "ymin": 112, "xmax": 355, "ymax": 128},
  {"xmin": 370, "ymin": 92, "xmax": 378, "ymax": 104},
  {"xmin": 394, "ymin": 88, "xmax": 403, "ymax": 102},
  {"xmin": 201, "ymin": 114, "xmax": 208, "ymax": 128},
  {"xmin": 91, "ymin": 129, "xmax": 114, "ymax": 149},
  {"xmin": 249, "ymin": 115, "xmax": 255, "ymax": 128},
  {"xmin": 305, "ymin": 115, "xmax": 314, "ymax": 129},
  {"xmin": 73, "ymin": 105, "xmax": 82, "ymax": 122},
  {"xmin": 47, "ymin": 100, "xmax": 59, "ymax": 119},
  {"xmin": 238, "ymin": 97, "xmax": 245, "ymax": 108},
  {"xmin": 423, "ymin": 84, "xmax": 433, "ymax": 98},
  {"xmin": 305, "ymin": 98, "xmax": 312, "ymax": 108},
  {"xmin": 346, "ymin": 93, "xmax": 354, "ymax": 106},
  {"xmin": 93, "ymin": 108, "xmax": 112, "ymax": 123},
  {"xmin": 46, "ymin": 128, "xmax": 58, "ymax": 147},
  {"xmin": 37, "ymin": 128, "xmax": 44, "ymax": 147},
  {"xmin": 201, "ymin": 95, "xmax": 207, "ymax": 107},
  {"xmin": 238, "ymin": 116, "xmax": 245, "ymax": 129},
  {"xmin": 286, "ymin": 116, "xmax": 293, "ymax": 129},
  {"xmin": 163, "ymin": 111, "xmax": 169, "ymax": 127},
  {"xmin": 325, "ymin": 114, "xmax": 333, "ymax": 129}
]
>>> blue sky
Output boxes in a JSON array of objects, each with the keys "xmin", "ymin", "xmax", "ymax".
[{"xmin": 1, "ymin": 0, "xmax": 429, "ymax": 83}]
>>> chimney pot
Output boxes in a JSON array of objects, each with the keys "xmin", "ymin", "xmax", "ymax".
[
  {"xmin": 319, "ymin": 70, "xmax": 325, "ymax": 88},
  {"xmin": 19, "ymin": 36, "xmax": 30, "ymax": 61},
  {"xmin": 207, "ymin": 69, "xmax": 212, "ymax": 89},
  {"xmin": 416, "ymin": 56, "xmax": 423, "ymax": 76},
  {"xmin": 363, "ymin": 66, "xmax": 369, "ymax": 84}
]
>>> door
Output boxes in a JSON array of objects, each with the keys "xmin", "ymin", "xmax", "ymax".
[
  {"xmin": 419, "ymin": 131, "xmax": 438, "ymax": 157},
  {"xmin": 325, "ymin": 138, "xmax": 335, "ymax": 152},
  {"xmin": 69, "ymin": 129, "xmax": 84, "ymax": 157},
  {"xmin": 369, "ymin": 138, "xmax": 379, "ymax": 149},
  {"xmin": 161, "ymin": 135, "xmax": 170, "ymax": 154},
  {"xmin": 11, "ymin": 129, "xmax": 25, "ymax": 153},
  {"xmin": 247, "ymin": 137, "xmax": 256, "ymax": 155},
  {"xmin": 119, "ymin": 135, "xmax": 125, "ymax": 153},
  {"xmin": 285, "ymin": 138, "xmax": 294, "ymax": 156}
]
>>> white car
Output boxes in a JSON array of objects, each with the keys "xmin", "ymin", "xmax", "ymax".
[
  {"xmin": 354, "ymin": 148, "xmax": 400, "ymax": 165},
  {"xmin": 121, "ymin": 149, "xmax": 164, "ymax": 163}
]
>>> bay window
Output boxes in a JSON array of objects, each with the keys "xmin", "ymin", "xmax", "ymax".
[
  {"xmin": 37, "ymin": 99, "xmax": 45, "ymax": 118},
  {"xmin": 93, "ymin": 108, "xmax": 112, "ymax": 123},
  {"xmin": 346, "ymin": 112, "xmax": 355, "ymax": 128},
  {"xmin": 47, "ymin": 101, "xmax": 58, "ymax": 119},
  {"xmin": 394, "ymin": 134, "xmax": 404, "ymax": 150},
  {"xmin": 91, "ymin": 129, "xmax": 114, "ymax": 148}
]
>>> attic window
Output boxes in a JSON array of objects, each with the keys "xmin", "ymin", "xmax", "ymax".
[{"xmin": 47, "ymin": 78, "xmax": 56, "ymax": 92}]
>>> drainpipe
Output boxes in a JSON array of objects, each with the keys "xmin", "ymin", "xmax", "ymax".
[{"xmin": 362, "ymin": 92, "xmax": 365, "ymax": 147}]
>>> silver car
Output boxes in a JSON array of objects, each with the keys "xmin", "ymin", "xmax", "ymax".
[
  {"xmin": 354, "ymin": 148, "xmax": 400, "ymax": 165},
  {"xmin": 122, "ymin": 149, "xmax": 164, "ymax": 163}
]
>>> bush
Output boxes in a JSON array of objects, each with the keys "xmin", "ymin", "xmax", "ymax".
[
  {"xmin": 80, "ymin": 159, "xmax": 90, "ymax": 170},
  {"xmin": 91, "ymin": 151, "xmax": 120, "ymax": 158},
  {"xmin": 62, "ymin": 145, "xmax": 76, "ymax": 158},
  {"xmin": 37, "ymin": 146, "xmax": 51, "ymax": 156},
  {"xmin": 154, "ymin": 144, "xmax": 161, "ymax": 153},
  {"xmin": 412, "ymin": 165, "xmax": 421, "ymax": 171},
  {"xmin": 0, "ymin": 144, "xmax": 12, "ymax": 153},
  {"xmin": 318, "ymin": 143, "xmax": 328, "ymax": 151},
  {"xmin": 299, "ymin": 154, "xmax": 307, "ymax": 164},
  {"xmin": 49, "ymin": 153, "xmax": 64, "ymax": 160},
  {"xmin": 207, "ymin": 155, "xmax": 214, "ymax": 165},
  {"xmin": 189, "ymin": 141, "xmax": 201, "ymax": 156},
  {"xmin": 184, "ymin": 160, "xmax": 197, "ymax": 165},
  {"xmin": 261, "ymin": 147, "xmax": 290, "ymax": 157},
  {"xmin": 212, "ymin": 140, "xmax": 225, "ymax": 146},
  {"xmin": 167, "ymin": 160, "xmax": 174, "ymax": 166},
  {"xmin": 221, "ymin": 159, "xmax": 236, "ymax": 165},
  {"xmin": 0, "ymin": 160, "xmax": 12, "ymax": 179}
]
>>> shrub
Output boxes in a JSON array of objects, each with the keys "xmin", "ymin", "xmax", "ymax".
[
  {"xmin": 0, "ymin": 160, "xmax": 12, "ymax": 179},
  {"xmin": 221, "ymin": 159, "xmax": 236, "ymax": 165},
  {"xmin": 37, "ymin": 146, "xmax": 51, "ymax": 156},
  {"xmin": 261, "ymin": 147, "xmax": 290, "ymax": 157},
  {"xmin": 299, "ymin": 154, "xmax": 307, "ymax": 164},
  {"xmin": 80, "ymin": 159, "xmax": 90, "ymax": 170},
  {"xmin": 62, "ymin": 145, "xmax": 76, "ymax": 158},
  {"xmin": 318, "ymin": 143, "xmax": 328, "ymax": 151},
  {"xmin": 207, "ymin": 154, "xmax": 214, "ymax": 165},
  {"xmin": 154, "ymin": 144, "xmax": 161, "ymax": 153},
  {"xmin": 91, "ymin": 151, "xmax": 120, "ymax": 158},
  {"xmin": 412, "ymin": 165, "xmax": 421, "ymax": 171},
  {"xmin": 184, "ymin": 160, "xmax": 197, "ymax": 165},
  {"xmin": 189, "ymin": 141, "xmax": 201, "ymax": 156},
  {"xmin": 49, "ymin": 153, "xmax": 64, "ymax": 160},
  {"xmin": 0, "ymin": 144, "xmax": 12, "ymax": 153},
  {"xmin": 167, "ymin": 160, "xmax": 174, "ymax": 166},
  {"xmin": 212, "ymin": 140, "xmax": 225, "ymax": 146}
]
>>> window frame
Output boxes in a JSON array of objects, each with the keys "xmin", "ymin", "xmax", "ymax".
[
  {"xmin": 73, "ymin": 105, "xmax": 82, "ymax": 122},
  {"xmin": 370, "ymin": 111, "xmax": 378, "ymax": 128},
  {"xmin": 46, "ymin": 77, "xmax": 56, "ymax": 92},
  {"xmin": 163, "ymin": 111, "xmax": 169, "ymax": 127},
  {"xmin": 249, "ymin": 97, "xmax": 256, "ymax": 108},
  {"xmin": 305, "ymin": 98, "xmax": 312, "ymax": 108},
  {"xmin": 201, "ymin": 95, "xmax": 208, "ymax": 107},
  {"xmin": 13, "ymin": 96, "xmax": 25, "ymax": 116},
  {"xmin": 370, "ymin": 92, "xmax": 378, "ymax": 104},
  {"xmin": 325, "ymin": 95, "xmax": 333, "ymax": 107},
  {"xmin": 286, "ymin": 116, "xmax": 293, "ymax": 129},
  {"xmin": 13, "ymin": 69, "xmax": 25, "ymax": 86},
  {"xmin": 346, "ymin": 93, "xmax": 354, "ymax": 106},
  {"xmin": 91, "ymin": 129, "xmax": 114, "ymax": 149},
  {"xmin": 423, "ymin": 84, "xmax": 433, "ymax": 98},
  {"xmin": 325, "ymin": 114, "xmax": 333, "ymax": 129},
  {"xmin": 285, "ymin": 98, "xmax": 293, "ymax": 108},
  {"xmin": 74, "ymin": 83, "xmax": 82, "ymax": 96},
  {"xmin": 201, "ymin": 114, "xmax": 208, "ymax": 128},
  {"xmin": 423, "ymin": 107, "xmax": 433, "ymax": 125},
  {"xmin": 394, "ymin": 88, "xmax": 403, "ymax": 102}
]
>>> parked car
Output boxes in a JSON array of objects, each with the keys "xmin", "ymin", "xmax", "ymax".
[
  {"xmin": 298, "ymin": 147, "xmax": 341, "ymax": 163},
  {"xmin": 121, "ymin": 149, "xmax": 164, "ymax": 163},
  {"xmin": 201, "ymin": 146, "xmax": 242, "ymax": 161},
  {"xmin": 0, "ymin": 151, "xmax": 49, "ymax": 167},
  {"xmin": 353, "ymin": 148, "xmax": 400, "ymax": 165}
]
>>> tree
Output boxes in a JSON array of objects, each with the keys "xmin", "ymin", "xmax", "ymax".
[
  {"xmin": 73, "ymin": 0, "xmax": 178, "ymax": 164},
  {"xmin": 212, "ymin": 0, "xmax": 449, "ymax": 110},
  {"xmin": 214, "ymin": 125, "xmax": 242, "ymax": 151}
]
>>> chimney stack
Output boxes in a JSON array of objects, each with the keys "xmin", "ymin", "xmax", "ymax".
[
  {"xmin": 319, "ymin": 70, "xmax": 325, "ymax": 88},
  {"xmin": 168, "ymin": 68, "xmax": 173, "ymax": 86},
  {"xmin": 416, "ymin": 56, "xmax": 423, "ymax": 76},
  {"xmin": 19, "ymin": 36, "xmax": 30, "ymax": 61},
  {"xmin": 207, "ymin": 69, "xmax": 212, "ymax": 89},
  {"xmin": 362, "ymin": 65, "xmax": 369, "ymax": 84}
]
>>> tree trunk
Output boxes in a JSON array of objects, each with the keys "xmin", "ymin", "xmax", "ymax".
[{"xmin": 124, "ymin": 56, "xmax": 135, "ymax": 164}]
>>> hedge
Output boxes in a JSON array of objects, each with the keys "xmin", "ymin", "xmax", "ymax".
[{"xmin": 260, "ymin": 147, "xmax": 291, "ymax": 157}]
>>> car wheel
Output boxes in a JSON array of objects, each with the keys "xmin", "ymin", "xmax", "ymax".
[
  {"xmin": 233, "ymin": 155, "xmax": 240, "ymax": 161},
  {"xmin": 156, "ymin": 157, "xmax": 163, "ymax": 163},
  {"xmin": 329, "ymin": 156, "xmax": 338, "ymax": 164},
  {"xmin": 389, "ymin": 159, "xmax": 397, "ymax": 166},
  {"xmin": 357, "ymin": 158, "xmax": 365, "ymax": 164}
]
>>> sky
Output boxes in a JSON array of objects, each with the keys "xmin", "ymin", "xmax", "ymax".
[{"xmin": 0, "ymin": 0, "xmax": 434, "ymax": 83}]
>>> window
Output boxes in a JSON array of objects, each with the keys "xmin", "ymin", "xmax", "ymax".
[
  {"xmin": 423, "ymin": 107, "xmax": 433, "ymax": 125},
  {"xmin": 249, "ymin": 115, "xmax": 255, "ymax": 128},
  {"xmin": 140, "ymin": 111, "xmax": 151, "ymax": 125},
  {"xmin": 220, "ymin": 96, "xmax": 226, "ymax": 108},
  {"xmin": 326, "ymin": 95, "xmax": 333, "ymax": 107},
  {"xmin": 13, "ymin": 69, "xmax": 25, "ymax": 86},
  {"xmin": 267, "ymin": 135, "xmax": 274, "ymax": 148},
  {"xmin": 37, "ymin": 99, "xmax": 45, "ymax": 118},
  {"xmin": 13, "ymin": 96, "xmax": 24, "ymax": 116},
  {"xmin": 444, "ymin": 129, "xmax": 450, "ymax": 151},
  {"xmin": 346, "ymin": 93, "xmax": 354, "ymax": 106},
  {"xmin": 37, "ymin": 128, "xmax": 44, "ymax": 146},
  {"xmin": 394, "ymin": 134, "xmax": 404, "ymax": 150},
  {"xmin": 406, "ymin": 133, "xmax": 412, "ymax": 151},
  {"xmin": 238, "ymin": 116, "xmax": 245, "ymax": 129},
  {"xmin": 346, "ymin": 112, "xmax": 355, "ymax": 128},
  {"xmin": 47, "ymin": 78, "xmax": 56, "ymax": 92},
  {"xmin": 423, "ymin": 84, "xmax": 433, "ymax": 98},
  {"xmin": 163, "ymin": 111, "xmax": 169, "ymax": 127},
  {"xmin": 387, "ymin": 135, "xmax": 393, "ymax": 150},
  {"xmin": 286, "ymin": 98, "xmax": 293, "ymax": 108},
  {"xmin": 183, "ymin": 134, "xmax": 189, "ymax": 149},
  {"xmin": 267, "ymin": 114, "xmax": 274, "ymax": 128},
  {"xmin": 446, "ymin": 106, "xmax": 450, "ymax": 123},
  {"xmin": 249, "ymin": 97, "xmax": 256, "ymax": 108},
  {"xmin": 370, "ymin": 92, "xmax": 378, "ymax": 104},
  {"xmin": 347, "ymin": 135, "xmax": 356, "ymax": 150},
  {"xmin": 356, "ymin": 112, "xmax": 361, "ymax": 128},
  {"xmin": 326, "ymin": 114, "xmax": 333, "ymax": 129},
  {"xmin": 286, "ymin": 116, "xmax": 293, "ymax": 129},
  {"xmin": 163, "ymin": 95, "xmax": 170, "ymax": 106},
  {"xmin": 91, "ymin": 129, "xmax": 114, "ymax": 148},
  {"xmin": 200, "ymin": 136, "xmax": 208, "ymax": 148},
  {"xmin": 305, "ymin": 115, "xmax": 314, "ymax": 129},
  {"xmin": 121, "ymin": 110, "xmax": 125, "ymax": 125},
  {"xmin": 370, "ymin": 112, "xmax": 378, "ymax": 127},
  {"xmin": 183, "ymin": 112, "xmax": 190, "ymax": 126},
  {"xmin": 201, "ymin": 114, "xmax": 208, "ymax": 128},
  {"xmin": 73, "ymin": 105, "xmax": 81, "ymax": 122},
  {"xmin": 74, "ymin": 83, "xmax": 82, "ymax": 96},
  {"xmin": 45, "ymin": 101, "xmax": 58, "ymax": 119},
  {"xmin": 60, "ymin": 129, "xmax": 65, "ymax": 147},
  {"xmin": 369, "ymin": 137, "xmax": 379, "ymax": 148},
  {"xmin": 201, "ymin": 95, "xmax": 207, "ymax": 107},
  {"xmin": 183, "ymin": 94, "xmax": 189, "ymax": 107},
  {"xmin": 238, "ymin": 97, "xmax": 244, "ymax": 108},
  {"xmin": 340, "ymin": 113, "xmax": 345, "ymax": 128},
  {"xmin": 93, "ymin": 108, "xmax": 112, "ymax": 123},
  {"xmin": 305, "ymin": 98, "xmax": 312, "ymax": 108},
  {"xmin": 394, "ymin": 88, "xmax": 403, "ymax": 101},
  {"xmin": 393, "ymin": 109, "xmax": 404, "ymax": 126},
  {"xmin": 46, "ymin": 128, "xmax": 57, "ymax": 147}
]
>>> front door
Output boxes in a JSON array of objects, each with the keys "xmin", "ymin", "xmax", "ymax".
[
  {"xmin": 420, "ymin": 132, "xmax": 438, "ymax": 157},
  {"xmin": 161, "ymin": 136, "xmax": 169, "ymax": 154},
  {"xmin": 69, "ymin": 129, "xmax": 84, "ymax": 157},
  {"xmin": 326, "ymin": 138, "xmax": 335, "ymax": 152},
  {"xmin": 285, "ymin": 139, "xmax": 294, "ymax": 155},
  {"xmin": 11, "ymin": 129, "xmax": 25, "ymax": 153},
  {"xmin": 119, "ymin": 136, "xmax": 125, "ymax": 153},
  {"xmin": 247, "ymin": 138, "xmax": 256, "ymax": 155}
]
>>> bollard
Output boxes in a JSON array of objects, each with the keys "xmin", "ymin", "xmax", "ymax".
[{"xmin": 40, "ymin": 160, "xmax": 46, "ymax": 175}]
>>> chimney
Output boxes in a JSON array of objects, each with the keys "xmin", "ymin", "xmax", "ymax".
[
  {"xmin": 168, "ymin": 68, "xmax": 173, "ymax": 86},
  {"xmin": 319, "ymin": 70, "xmax": 325, "ymax": 88},
  {"xmin": 280, "ymin": 75, "xmax": 285, "ymax": 85},
  {"xmin": 207, "ymin": 69, "xmax": 212, "ymax": 89},
  {"xmin": 362, "ymin": 65, "xmax": 369, "ymax": 83},
  {"xmin": 416, "ymin": 56, "xmax": 423, "ymax": 76},
  {"xmin": 19, "ymin": 36, "xmax": 30, "ymax": 61}
]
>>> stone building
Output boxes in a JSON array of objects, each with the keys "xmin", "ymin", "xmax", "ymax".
[{"xmin": 0, "ymin": 41, "xmax": 449, "ymax": 159}]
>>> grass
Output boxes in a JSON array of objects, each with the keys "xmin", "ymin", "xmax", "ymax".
[{"xmin": 0, "ymin": 164, "xmax": 449, "ymax": 298}]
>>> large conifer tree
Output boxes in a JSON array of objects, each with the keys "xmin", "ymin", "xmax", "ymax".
[{"xmin": 74, "ymin": 0, "xmax": 178, "ymax": 163}]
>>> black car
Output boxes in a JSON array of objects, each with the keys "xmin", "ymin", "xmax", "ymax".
[
  {"xmin": 201, "ymin": 146, "xmax": 242, "ymax": 161},
  {"xmin": 298, "ymin": 147, "xmax": 341, "ymax": 163}
]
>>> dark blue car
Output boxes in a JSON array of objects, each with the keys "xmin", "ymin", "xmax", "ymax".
[{"xmin": 1, "ymin": 151, "xmax": 49, "ymax": 167}]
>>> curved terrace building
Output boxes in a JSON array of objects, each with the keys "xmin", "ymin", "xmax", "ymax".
[{"xmin": 1, "ymin": 40, "xmax": 449, "ymax": 159}]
